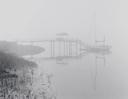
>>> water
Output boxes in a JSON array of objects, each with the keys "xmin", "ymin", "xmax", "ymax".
[
  {"xmin": 23, "ymin": 35, "xmax": 128, "ymax": 99},
  {"xmin": 13, "ymin": 28, "xmax": 128, "ymax": 99}
]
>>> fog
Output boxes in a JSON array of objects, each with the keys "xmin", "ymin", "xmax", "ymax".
[
  {"xmin": 0, "ymin": 0, "xmax": 119, "ymax": 40},
  {"xmin": 0, "ymin": 0, "xmax": 128, "ymax": 99}
]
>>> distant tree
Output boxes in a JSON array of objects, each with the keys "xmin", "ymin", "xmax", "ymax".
[
  {"xmin": 0, "ymin": 51, "xmax": 37, "ymax": 72},
  {"xmin": 0, "ymin": 41, "xmax": 44, "ymax": 56}
]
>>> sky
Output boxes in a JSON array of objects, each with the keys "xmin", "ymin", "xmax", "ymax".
[{"xmin": 0, "ymin": 0, "xmax": 121, "ymax": 41}]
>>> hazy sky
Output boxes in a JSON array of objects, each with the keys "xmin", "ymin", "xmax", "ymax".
[{"xmin": 0, "ymin": 0, "xmax": 122, "ymax": 41}]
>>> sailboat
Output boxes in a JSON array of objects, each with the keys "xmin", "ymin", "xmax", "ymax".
[
  {"xmin": 86, "ymin": 36, "xmax": 112, "ymax": 55},
  {"xmin": 82, "ymin": 12, "xmax": 112, "ymax": 55}
]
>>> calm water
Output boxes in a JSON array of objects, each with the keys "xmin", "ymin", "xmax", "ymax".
[{"xmin": 27, "ymin": 36, "xmax": 128, "ymax": 99}]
